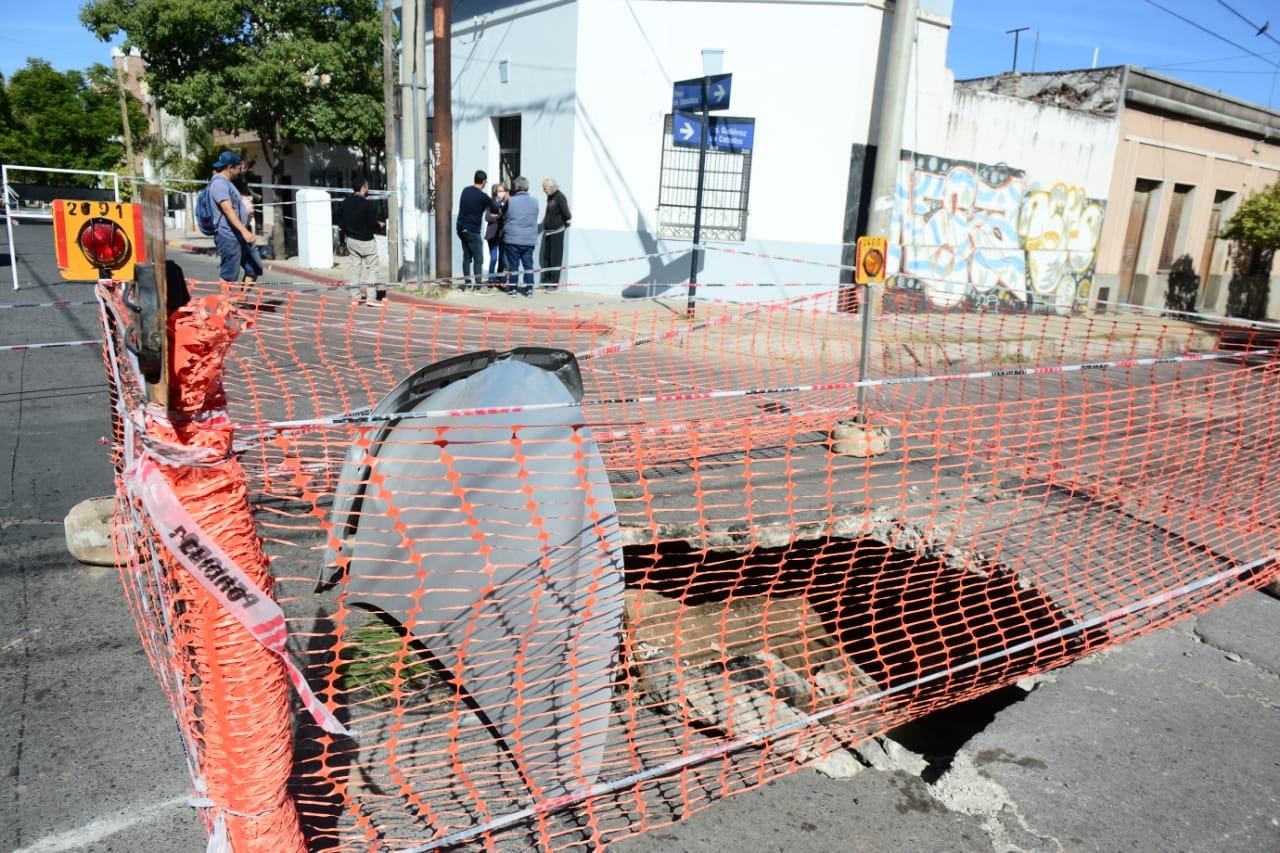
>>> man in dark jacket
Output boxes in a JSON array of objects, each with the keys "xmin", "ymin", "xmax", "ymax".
[
  {"xmin": 539, "ymin": 178, "xmax": 572, "ymax": 285},
  {"xmin": 456, "ymin": 170, "xmax": 500, "ymax": 289},
  {"xmin": 339, "ymin": 176, "xmax": 385, "ymax": 306}
]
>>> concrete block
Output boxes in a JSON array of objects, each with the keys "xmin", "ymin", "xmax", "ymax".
[
  {"xmin": 64, "ymin": 496, "xmax": 116, "ymax": 566},
  {"xmin": 831, "ymin": 421, "xmax": 891, "ymax": 457}
]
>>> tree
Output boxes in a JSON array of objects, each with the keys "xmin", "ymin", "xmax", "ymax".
[
  {"xmin": 1219, "ymin": 181, "xmax": 1280, "ymax": 320},
  {"xmin": 0, "ymin": 60, "xmax": 148, "ymax": 182},
  {"xmin": 80, "ymin": 0, "xmax": 385, "ymax": 187}
]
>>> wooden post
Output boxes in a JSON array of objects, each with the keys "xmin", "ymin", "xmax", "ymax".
[{"xmin": 139, "ymin": 184, "xmax": 170, "ymax": 409}]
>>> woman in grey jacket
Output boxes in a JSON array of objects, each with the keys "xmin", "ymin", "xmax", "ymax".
[{"xmin": 503, "ymin": 176, "xmax": 540, "ymax": 297}]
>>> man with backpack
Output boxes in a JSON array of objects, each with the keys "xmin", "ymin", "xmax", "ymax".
[{"xmin": 206, "ymin": 151, "xmax": 262, "ymax": 287}]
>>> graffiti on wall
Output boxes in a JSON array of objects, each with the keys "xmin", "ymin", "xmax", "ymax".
[{"xmin": 889, "ymin": 153, "xmax": 1105, "ymax": 313}]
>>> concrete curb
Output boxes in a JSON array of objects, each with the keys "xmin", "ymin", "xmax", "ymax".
[
  {"xmin": 167, "ymin": 240, "xmax": 348, "ymax": 286},
  {"xmin": 167, "ymin": 239, "xmax": 613, "ymax": 336}
]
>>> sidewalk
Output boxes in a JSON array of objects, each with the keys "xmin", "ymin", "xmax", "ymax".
[
  {"xmin": 167, "ymin": 233, "xmax": 381, "ymax": 287},
  {"xmin": 166, "ymin": 233, "xmax": 1228, "ymax": 366},
  {"xmin": 166, "ymin": 232, "xmax": 629, "ymax": 324}
]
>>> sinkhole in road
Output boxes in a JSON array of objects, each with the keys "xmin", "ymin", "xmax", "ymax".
[{"xmin": 622, "ymin": 533, "xmax": 1102, "ymax": 776}]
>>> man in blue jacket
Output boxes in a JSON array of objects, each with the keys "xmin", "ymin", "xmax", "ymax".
[
  {"xmin": 502, "ymin": 176, "xmax": 539, "ymax": 297},
  {"xmin": 456, "ymin": 170, "xmax": 500, "ymax": 289}
]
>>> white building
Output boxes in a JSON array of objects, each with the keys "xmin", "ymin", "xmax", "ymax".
[
  {"xmin": 429, "ymin": 0, "xmax": 956, "ymax": 300},
  {"xmin": 431, "ymin": 0, "xmax": 1272, "ymax": 315}
]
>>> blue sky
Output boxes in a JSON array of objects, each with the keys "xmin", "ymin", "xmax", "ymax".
[
  {"xmin": 2, "ymin": 1, "xmax": 122, "ymax": 80},
  {"xmin": 947, "ymin": 0, "xmax": 1280, "ymax": 108},
  {"xmin": 4, "ymin": 0, "xmax": 1280, "ymax": 110}
]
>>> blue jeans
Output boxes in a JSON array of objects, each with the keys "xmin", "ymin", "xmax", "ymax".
[
  {"xmin": 504, "ymin": 244, "xmax": 535, "ymax": 294},
  {"xmin": 488, "ymin": 240, "xmax": 505, "ymax": 280},
  {"xmin": 458, "ymin": 229, "xmax": 484, "ymax": 285},
  {"xmin": 215, "ymin": 231, "xmax": 263, "ymax": 282}
]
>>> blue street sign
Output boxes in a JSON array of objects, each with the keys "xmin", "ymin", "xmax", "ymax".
[
  {"xmin": 672, "ymin": 113, "xmax": 755, "ymax": 152},
  {"xmin": 672, "ymin": 78, "xmax": 705, "ymax": 111},
  {"xmin": 708, "ymin": 117, "xmax": 754, "ymax": 152},
  {"xmin": 672, "ymin": 112, "xmax": 703, "ymax": 148},
  {"xmin": 705, "ymin": 74, "xmax": 732, "ymax": 110},
  {"xmin": 671, "ymin": 73, "xmax": 733, "ymax": 112}
]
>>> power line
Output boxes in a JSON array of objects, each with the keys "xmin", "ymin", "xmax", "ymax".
[
  {"xmin": 1214, "ymin": 0, "xmax": 1280, "ymax": 48},
  {"xmin": 1149, "ymin": 48, "xmax": 1280, "ymax": 70},
  {"xmin": 1141, "ymin": 0, "xmax": 1280, "ymax": 68}
]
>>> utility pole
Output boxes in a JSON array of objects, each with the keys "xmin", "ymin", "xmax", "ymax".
[
  {"xmin": 856, "ymin": 0, "xmax": 918, "ymax": 417},
  {"xmin": 382, "ymin": 0, "xmax": 400, "ymax": 282},
  {"xmin": 1006, "ymin": 26, "xmax": 1029, "ymax": 73},
  {"xmin": 399, "ymin": 0, "xmax": 429, "ymax": 283},
  {"xmin": 433, "ymin": 0, "xmax": 453, "ymax": 282},
  {"xmin": 113, "ymin": 54, "xmax": 137, "ymax": 196}
]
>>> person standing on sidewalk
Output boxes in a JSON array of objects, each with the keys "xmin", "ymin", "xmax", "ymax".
[
  {"xmin": 208, "ymin": 151, "xmax": 262, "ymax": 287},
  {"xmin": 339, "ymin": 176, "xmax": 386, "ymax": 306},
  {"xmin": 485, "ymin": 182, "xmax": 508, "ymax": 286},
  {"xmin": 503, "ymin": 177, "xmax": 539, "ymax": 297},
  {"xmin": 539, "ymin": 178, "xmax": 571, "ymax": 286},
  {"xmin": 456, "ymin": 170, "xmax": 499, "ymax": 289}
]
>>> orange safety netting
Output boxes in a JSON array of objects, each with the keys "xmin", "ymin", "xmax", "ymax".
[{"xmin": 99, "ymin": 280, "xmax": 1280, "ymax": 852}]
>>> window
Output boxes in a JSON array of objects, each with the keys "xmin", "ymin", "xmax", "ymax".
[
  {"xmin": 656, "ymin": 114, "xmax": 752, "ymax": 242},
  {"xmin": 1157, "ymin": 183, "xmax": 1194, "ymax": 271},
  {"xmin": 495, "ymin": 116, "xmax": 521, "ymax": 186}
]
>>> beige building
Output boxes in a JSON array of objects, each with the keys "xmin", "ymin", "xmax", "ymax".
[{"xmin": 957, "ymin": 67, "xmax": 1280, "ymax": 317}]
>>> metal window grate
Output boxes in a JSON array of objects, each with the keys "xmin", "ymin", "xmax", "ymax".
[{"xmin": 657, "ymin": 114, "xmax": 752, "ymax": 242}]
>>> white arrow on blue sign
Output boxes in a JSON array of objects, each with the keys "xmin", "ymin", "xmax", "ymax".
[
  {"xmin": 672, "ymin": 113, "xmax": 703, "ymax": 148},
  {"xmin": 672, "ymin": 113, "xmax": 755, "ymax": 152},
  {"xmin": 671, "ymin": 73, "xmax": 733, "ymax": 112},
  {"xmin": 706, "ymin": 75, "xmax": 731, "ymax": 108}
]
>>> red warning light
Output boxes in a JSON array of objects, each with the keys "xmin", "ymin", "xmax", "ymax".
[{"xmin": 77, "ymin": 218, "xmax": 131, "ymax": 270}]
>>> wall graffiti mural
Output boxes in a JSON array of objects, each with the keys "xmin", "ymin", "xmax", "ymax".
[{"xmin": 889, "ymin": 152, "xmax": 1106, "ymax": 313}]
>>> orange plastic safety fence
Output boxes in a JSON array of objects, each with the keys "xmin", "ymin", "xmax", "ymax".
[{"xmin": 99, "ymin": 281, "xmax": 1280, "ymax": 852}]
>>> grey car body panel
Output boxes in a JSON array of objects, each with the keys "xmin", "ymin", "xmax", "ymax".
[{"xmin": 325, "ymin": 349, "xmax": 624, "ymax": 797}]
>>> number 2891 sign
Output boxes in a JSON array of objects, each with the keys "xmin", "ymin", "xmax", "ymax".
[{"xmin": 52, "ymin": 199, "xmax": 147, "ymax": 281}]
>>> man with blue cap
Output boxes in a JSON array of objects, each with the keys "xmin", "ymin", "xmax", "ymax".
[{"xmin": 208, "ymin": 150, "xmax": 262, "ymax": 287}]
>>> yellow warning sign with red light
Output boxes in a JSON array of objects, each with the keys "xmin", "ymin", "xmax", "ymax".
[
  {"xmin": 854, "ymin": 235, "xmax": 887, "ymax": 285},
  {"xmin": 52, "ymin": 199, "xmax": 147, "ymax": 281}
]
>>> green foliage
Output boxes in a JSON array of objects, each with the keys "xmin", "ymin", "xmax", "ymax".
[
  {"xmin": 0, "ymin": 59, "xmax": 147, "ymax": 180},
  {"xmin": 1219, "ymin": 180, "xmax": 1280, "ymax": 251},
  {"xmin": 1219, "ymin": 181, "xmax": 1278, "ymax": 319},
  {"xmin": 337, "ymin": 614, "xmax": 438, "ymax": 700},
  {"xmin": 80, "ymin": 0, "xmax": 385, "ymax": 182}
]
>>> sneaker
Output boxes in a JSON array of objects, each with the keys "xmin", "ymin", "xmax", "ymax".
[{"xmin": 523, "ymin": 290, "xmax": 533, "ymax": 298}]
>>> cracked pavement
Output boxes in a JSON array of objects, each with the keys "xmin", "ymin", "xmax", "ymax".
[{"xmin": 614, "ymin": 589, "xmax": 1280, "ymax": 852}]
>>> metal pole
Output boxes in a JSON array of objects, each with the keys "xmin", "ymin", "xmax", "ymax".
[
  {"xmin": 686, "ymin": 93, "xmax": 709, "ymax": 320},
  {"xmin": 433, "ymin": 0, "xmax": 454, "ymax": 283},
  {"xmin": 4, "ymin": 165, "xmax": 19, "ymax": 291},
  {"xmin": 1006, "ymin": 26, "xmax": 1028, "ymax": 74},
  {"xmin": 114, "ymin": 57, "xmax": 137, "ymax": 197},
  {"xmin": 411, "ymin": 71, "xmax": 424, "ymax": 284},
  {"xmin": 400, "ymin": 0, "xmax": 418, "ymax": 282},
  {"xmin": 857, "ymin": 0, "xmax": 918, "ymax": 416},
  {"xmin": 382, "ymin": 0, "xmax": 400, "ymax": 282}
]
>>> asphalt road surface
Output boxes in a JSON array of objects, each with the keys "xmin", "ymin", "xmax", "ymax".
[{"xmin": 1, "ymin": 219, "xmax": 1277, "ymax": 852}]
